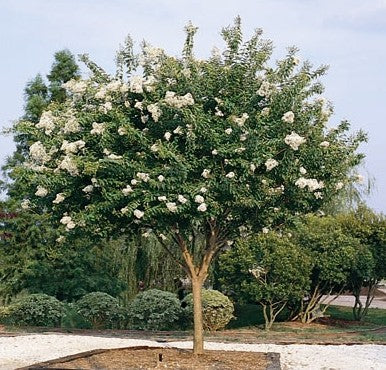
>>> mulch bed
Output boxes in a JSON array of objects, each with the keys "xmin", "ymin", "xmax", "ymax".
[{"xmin": 18, "ymin": 346, "xmax": 280, "ymax": 370}]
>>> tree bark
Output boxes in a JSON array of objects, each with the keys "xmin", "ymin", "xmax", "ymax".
[{"xmin": 191, "ymin": 276, "xmax": 204, "ymax": 355}]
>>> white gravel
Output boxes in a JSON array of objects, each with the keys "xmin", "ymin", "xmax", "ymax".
[{"xmin": 0, "ymin": 334, "xmax": 385, "ymax": 370}]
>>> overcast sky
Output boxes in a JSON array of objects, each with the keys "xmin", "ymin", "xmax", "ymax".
[{"xmin": 1, "ymin": 0, "xmax": 385, "ymax": 213}]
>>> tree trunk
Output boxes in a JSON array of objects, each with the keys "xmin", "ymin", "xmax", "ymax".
[{"xmin": 191, "ymin": 276, "xmax": 204, "ymax": 355}]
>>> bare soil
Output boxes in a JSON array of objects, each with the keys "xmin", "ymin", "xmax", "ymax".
[{"xmin": 23, "ymin": 347, "xmax": 270, "ymax": 370}]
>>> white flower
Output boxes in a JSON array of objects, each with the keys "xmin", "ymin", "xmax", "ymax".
[
  {"xmin": 212, "ymin": 149, "xmax": 218, "ymax": 155},
  {"xmin": 147, "ymin": 103, "xmax": 162, "ymax": 122},
  {"xmin": 355, "ymin": 174, "xmax": 364, "ymax": 183},
  {"xmin": 200, "ymin": 187, "xmax": 208, "ymax": 193},
  {"xmin": 320, "ymin": 141, "xmax": 330, "ymax": 148},
  {"xmin": 234, "ymin": 147, "xmax": 246, "ymax": 154},
  {"xmin": 62, "ymin": 79, "xmax": 88, "ymax": 95},
  {"xmin": 261, "ymin": 107, "xmax": 270, "ymax": 116},
  {"xmin": 36, "ymin": 111, "xmax": 55, "ymax": 135},
  {"xmin": 107, "ymin": 154, "xmax": 123, "ymax": 160},
  {"xmin": 173, "ymin": 126, "xmax": 183, "ymax": 135},
  {"xmin": 166, "ymin": 202, "xmax": 178, "ymax": 212},
  {"xmin": 58, "ymin": 156, "xmax": 78, "ymax": 176},
  {"xmin": 143, "ymin": 75, "xmax": 157, "ymax": 92},
  {"xmin": 91, "ymin": 122, "xmax": 105, "ymax": 135},
  {"xmin": 151, "ymin": 144, "xmax": 159, "ymax": 152},
  {"xmin": 240, "ymin": 133, "xmax": 248, "ymax": 141},
  {"xmin": 257, "ymin": 81, "xmax": 273, "ymax": 97},
  {"xmin": 295, "ymin": 177, "xmax": 324, "ymax": 192},
  {"xmin": 265, "ymin": 158, "xmax": 279, "ymax": 171},
  {"xmin": 56, "ymin": 235, "xmax": 65, "ymax": 243},
  {"xmin": 141, "ymin": 113, "xmax": 149, "ymax": 123},
  {"xmin": 29, "ymin": 141, "xmax": 50, "ymax": 164},
  {"xmin": 232, "ymin": 113, "xmax": 249, "ymax": 126},
  {"xmin": 262, "ymin": 227, "xmax": 269, "ymax": 234},
  {"xmin": 21, "ymin": 199, "xmax": 30, "ymax": 209},
  {"xmin": 60, "ymin": 216, "xmax": 72, "ymax": 225},
  {"xmin": 65, "ymin": 221, "xmax": 76, "ymax": 230},
  {"xmin": 82, "ymin": 185, "xmax": 94, "ymax": 193},
  {"xmin": 142, "ymin": 229, "xmax": 153, "ymax": 238},
  {"xmin": 201, "ymin": 169, "xmax": 210, "ymax": 178},
  {"xmin": 99, "ymin": 101, "xmax": 112, "ymax": 113},
  {"xmin": 300, "ymin": 167, "xmax": 307, "ymax": 174},
  {"xmin": 130, "ymin": 76, "xmax": 144, "ymax": 93},
  {"xmin": 335, "ymin": 182, "xmax": 344, "ymax": 190},
  {"xmin": 121, "ymin": 207, "xmax": 129, "ymax": 215},
  {"xmin": 314, "ymin": 192, "xmax": 323, "ymax": 199},
  {"xmin": 225, "ymin": 128, "xmax": 232, "ymax": 135},
  {"xmin": 118, "ymin": 127, "xmax": 127, "ymax": 135},
  {"xmin": 133, "ymin": 209, "xmax": 144, "ymax": 219},
  {"xmin": 53, "ymin": 193, "xmax": 65, "ymax": 204},
  {"xmin": 250, "ymin": 164, "xmax": 256, "ymax": 172},
  {"xmin": 134, "ymin": 101, "xmax": 143, "ymax": 110},
  {"xmin": 215, "ymin": 107, "xmax": 224, "ymax": 117},
  {"xmin": 282, "ymin": 111, "xmax": 295, "ymax": 123},
  {"xmin": 225, "ymin": 172, "xmax": 235, "ymax": 179},
  {"xmin": 122, "ymin": 185, "xmax": 133, "ymax": 195},
  {"xmin": 226, "ymin": 240, "xmax": 234, "ymax": 246},
  {"xmin": 95, "ymin": 87, "xmax": 107, "ymax": 100},
  {"xmin": 63, "ymin": 116, "xmax": 80, "ymax": 134},
  {"xmin": 164, "ymin": 132, "xmax": 171, "ymax": 141},
  {"xmin": 158, "ymin": 196, "xmax": 167, "ymax": 202},
  {"xmin": 35, "ymin": 186, "xmax": 48, "ymax": 197},
  {"xmin": 131, "ymin": 179, "xmax": 138, "ymax": 185},
  {"xmin": 124, "ymin": 101, "xmax": 131, "ymax": 108},
  {"xmin": 60, "ymin": 140, "xmax": 85, "ymax": 154},
  {"xmin": 197, "ymin": 203, "xmax": 207, "ymax": 212},
  {"xmin": 158, "ymin": 175, "xmax": 165, "ymax": 182},
  {"xmin": 195, "ymin": 195, "xmax": 205, "ymax": 204},
  {"xmin": 293, "ymin": 57, "xmax": 300, "ymax": 65},
  {"xmin": 164, "ymin": 91, "xmax": 194, "ymax": 108},
  {"xmin": 284, "ymin": 131, "xmax": 306, "ymax": 150},
  {"xmin": 136, "ymin": 172, "xmax": 150, "ymax": 182},
  {"xmin": 159, "ymin": 233, "xmax": 167, "ymax": 241},
  {"xmin": 178, "ymin": 195, "xmax": 188, "ymax": 204}
]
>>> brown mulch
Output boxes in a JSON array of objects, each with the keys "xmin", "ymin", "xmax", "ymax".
[{"xmin": 21, "ymin": 347, "xmax": 274, "ymax": 370}]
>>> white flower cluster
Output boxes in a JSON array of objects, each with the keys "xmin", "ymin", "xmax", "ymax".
[
  {"xmin": 91, "ymin": 122, "xmax": 105, "ymax": 135},
  {"xmin": 60, "ymin": 215, "xmax": 76, "ymax": 230},
  {"xmin": 60, "ymin": 140, "xmax": 85, "ymax": 154},
  {"xmin": 21, "ymin": 199, "xmax": 30, "ymax": 209},
  {"xmin": 58, "ymin": 156, "xmax": 79, "ymax": 176},
  {"xmin": 36, "ymin": 111, "xmax": 55, "ymax": 135},
  {"xmin": 257, "ymin": 81, "xmax": 274, "ymax": 97},
  {"xmin": 226, "ymin": 172, "xmax": 235, "ymax": 178},
  {"xmin": 166, "ymin": 202, "xmax": 178, "ymax": 212},
  {"xmin": 284, "ymin": 131, "xmax": 306, "ymax": 150},
  {"xmin": 335, "ymin": 182, "xmax": 344, "ymax": 190},
  {"xmin": 164, "ymin": 91, "xmax": 194, "ymax": 108},
  {"xmin": 82, "ymin": 185, "xmax": 94, "ymax": 193},
  {"xmin": 35, "ymin": 186, "xmax": 48, "ymax": 197},
  {"xmin": 232, "ymin": 113, "xmax": 249, "ymax": 126},
  {"xmin": 147, "ymin": 103, "xmax": 161, "ymax": 122},
  {"xmin": 95, "ymin": 80, "xmax": 129, "ymax": 100},
  {"xmin": 140, "ymin": 45, "xmax": 164, "ymax": 67},
  {"xmin": 63, "ymin": 115, "xmax": 81, "ymax": 134},
  {"xmin": 107, "ymin": 153, "xmax": 122, "ymax": 160},
  {"xmin": 53, "ymin": 193, "xmax": 65, "ymax": 204},
  {"xmin": 130, "ymin": 76, "xmax": 144, "ymax": 94},
  {"xmin": 164, "ymin": 132, "xmax": 171, "ymax": 141},
  {"xmin": 133, "ymin": 209, "xmax": 144, "ymax": 219},
  {"xmin": 265, "ymin": 158, "xmax": 279, "ymax": 171},
  {"xmin": 201, "ymin": 169, "xmax": 210, "ymax": 178},
  {"xmin": 320, "ymin": 141, "xmax": 330, "ymax": 148},
  {"xmin": 178, "ymin": 195, "xmax": 187, "ymax": 204},
  {"xmin": 29, "ymin": 141, "xmax": 51, "ymax": 164},
  {"xmin": 122, "ymin": 185, "xmax": 133, "ymax": 195},
  {"xmin": 136, "ymin": 172, "xmax": 150, "ymax": 182},
  {"xmin": 99, "ymin": 102, "xmax": 113, "ymax": 114},
  {"xmin": 261, "ymin": 107, "xmax": 270, "ymax": 116},
  {"xmin": 295, "ymin": 177, "xmax": 325, "ymax": 192},
  {"xmin": 62, "ymin": 79, "xmax": 88, "ymax": 95},
  {"xmin": 282, "ymin": 111, "xmax": 295, "ymax": 123},
  {"xmin": 118, "ymin": 127, "xmax": 127, "ymax": 135}
]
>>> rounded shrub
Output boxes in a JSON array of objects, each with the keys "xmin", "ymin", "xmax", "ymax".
[
  {"xmin": 6, "ymin": 293, "xmax": 64, "ymax": 327},
  {"xmin": 183, "ymin": 289, "xmax": 234, "ymax": 331},
  {"xmin": 128, "ymin": 289, "xmax": 182, "ymax": 331},
  {"xmin": 75, "ymin": 292, "xmax": 125, "ymax": 329}
]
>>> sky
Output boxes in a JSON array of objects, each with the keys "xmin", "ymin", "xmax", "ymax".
[{"xmin": 0, "ymin": 0, "xmax": 385, "ymax": 213}]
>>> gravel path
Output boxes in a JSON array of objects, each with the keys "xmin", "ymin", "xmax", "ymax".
[{"xmin": 0, "ymin": 334, "xmax": 385, "ymax": 370}]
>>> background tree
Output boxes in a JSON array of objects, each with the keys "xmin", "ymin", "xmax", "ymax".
[
  {"xmin": 337, "ymin": 206, "xmax": 386, "ymax": 320},
  {"xmin": 291, "ymin": 215, "xmax": 359, "ymax": 323},
  {"xmin": 8, "ymin": 18, "xmax": 366, "ymax": 354},
  {"xmin": 218, "ymin": 233, "xmax": 311, "ymax": 330}
]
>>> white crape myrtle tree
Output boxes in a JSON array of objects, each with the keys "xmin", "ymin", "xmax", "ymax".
[{"xmin": 13, "ymin": 18, "xmax": 366, "ymax": 354}]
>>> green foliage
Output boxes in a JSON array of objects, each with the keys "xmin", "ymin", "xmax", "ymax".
[
  {"xmin": 128, "ymin": 289, "xmax": 182, "ymax": 330},
  {"xmin": 4, "ymin": 293, "xmax": 64, "ymax": 327},
  {"xmin": 75, "ymin": 292, "xmax": 126, "ymax": 329},
  {"xmin": 218, "ymin": 233, "xmax": 311, "ymax": 329},
  {"xmin": 24, "ymin": 74, "xmax": 48, "ymax": 123},
  {"xmin": 183, "ymin": 289, "xmax": 234, "ymax": 331}
]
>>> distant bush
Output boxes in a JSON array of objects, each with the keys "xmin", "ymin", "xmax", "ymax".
[
  {"xmin": 75, "ymin": 292, "xmax": 126, "ymax": 329},
  {"xmin": 183, "ymin": 289, "xmax": 234, "ymax": 331},
  {"xmin": 128, "ymin": 289, "xmax": 182, "ymax": 330},
  {"xmin": 5, "ymin": 294, "xmax": 64, "ymax": 327}
]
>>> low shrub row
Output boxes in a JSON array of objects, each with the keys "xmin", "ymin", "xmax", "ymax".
[{"xmin": 0, "ymin": 289, "xmax": 234, "ymax": 331}]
